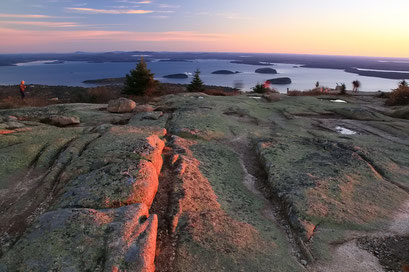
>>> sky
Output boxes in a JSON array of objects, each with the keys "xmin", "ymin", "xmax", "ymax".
[{"xmin": 0, "ymin": 0, "xmax": 409, "ymax": 58}]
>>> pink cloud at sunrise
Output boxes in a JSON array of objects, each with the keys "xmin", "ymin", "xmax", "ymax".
[{"xmin": 0, "ymin": 0, "xmax": 409, "ymax": 57}]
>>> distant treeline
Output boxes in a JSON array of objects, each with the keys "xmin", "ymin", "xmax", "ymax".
[{"xmin": 344, "ymin": 68, "xmax": 409, "ymax": 80}]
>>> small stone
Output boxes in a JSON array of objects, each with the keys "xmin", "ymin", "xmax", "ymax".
[
  {"xmin": 140, "ymin": 112, "xmax": 163, "ymax": 120},
  {"xmin": 301, "ymin": 260, "xmax": 307, "ymax": 266}
]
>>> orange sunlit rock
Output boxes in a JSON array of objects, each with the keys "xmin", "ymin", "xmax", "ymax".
[{"xmin": 0, "ymin": 129, "xmax": 15, "ymax": 135}]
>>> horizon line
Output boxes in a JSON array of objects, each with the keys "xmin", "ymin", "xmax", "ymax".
[{"xmin": 1, "ymin": 50, "xmax": 409, "ymax": 60}]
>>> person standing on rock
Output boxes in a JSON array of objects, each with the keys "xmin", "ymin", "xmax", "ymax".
[{"xmin": 19, "ymin": 81, "xmax": 26, "ymax": 99}]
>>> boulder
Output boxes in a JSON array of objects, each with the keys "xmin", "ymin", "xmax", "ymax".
[
  {"xmin": 134, "ymin": 104, "xmax": 155, "ymax": 113},
  {"xmin": 107, "ymin": 97, "xmax": 136, "ymax": 113},
  {"xmin": 255, "ymin": 68, "xmax": 278, "ymax": 74},
  {"xmin": 41, "ymin": 115, "xmax": 80, "ymax": 127},
  {"xmin": 140, "ymin": 111, "xmax": 163, "ymax": 120},
  {"xmin": 268, "ymin": 77, "xmax": 292, "ymax": 85},
  {"xmin": 51, "ymin": 130, "xmax": 165, "ymax": 210},
  {"xmin": 262, "ymin": 93, "xmax": 281, "ymax": 102},
  {"xmin": 6, "ymin": 121, "xmax": 25, "ymax": 129},
  {"xmin": 0, "ymin": 204, "xmax": 157, "ymax": 272}
]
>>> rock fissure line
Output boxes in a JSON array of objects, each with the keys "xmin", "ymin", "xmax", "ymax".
[
  {"xmin": 77, "ymin": 133, "xmax": 103, "ymax": 157},
  {"xmin": 255, "ymin": 143, "xmax": 316, "ymax": 264},
  {"xmin": 0, "ymin": 141, "xmax": 23, "ymax": 150},
  {"xmin": 230, "ymin": 137, "xmax": 313, "ymax": 267},
  {"xmin": 28, "ymin": 143, "xmax": 50, "ymax": 168},
  {"xmin": 355, "ymin": 151, "xmax": 409, "ymax": 195},
  {"xmin": 150, "ymin": 112, "xmax": 181, "ymax": 272}
]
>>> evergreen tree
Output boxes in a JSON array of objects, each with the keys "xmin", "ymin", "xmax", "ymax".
[
  {"xmin": 187, "ymin": 69, "xmax": 205, "ymax": 92},
  {"xmin": 252, "ymin": 83, "xmax": 269, "ymax": 94},
  {"xmin": 123, "ymin": 57, "xmax": 158, "ymax": 96}
]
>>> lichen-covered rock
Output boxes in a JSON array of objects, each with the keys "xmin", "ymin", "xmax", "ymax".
[
  {"xmin": 134, "ymin": 104, "xmax": 155, "ymax": 113},
  {"xmin": 0, "ymin": 204, "xmax": 157, "ymax": 272},
  {"xmin": 6, "ymin": 116, "xmax": 18, "ymax": 121},
  {"xmin": 41, "ymin": 115, "xmax": 80, "ymax": 127},
  {"xmin": 5, "ymin": 121, "xmax": 25, "ymax": 129},
  {"xmin": 140, "ymin": 111, "xmax": 163, "ymax": 120},
  {"xmin": 262, "ymin": 93, "xmax": 281, "ymax": 102},
  {"xmin": 107, "ymin": 98, "xmax": 136, "ymax": 113},
  {"xmin": 330, "ymin": 107, "xmax": 392, "ymax": 121},
  {"xmin": 52, "ymin": 127, "xmax": 165, "ymax": 209}
]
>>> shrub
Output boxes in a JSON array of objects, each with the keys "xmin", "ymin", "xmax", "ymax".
[
  {"xmin": 339, "ymin": 83, "xmax": 347, "ymax": 95},
  {"xmin": 123, "ymin": 57, "xmax": 158, "ymax": 96},
  {"xmin": 386, "ymin": 86, "xmax": 409, "ymax": 106},
  {"xmin": 399, "ymin": 80, "xmax": 408, "ymax": 88},
  {"xmin": 202, "ymin": 89, "xmax": 241, "ymax": 96},
  {"xmin": 252, "ymin": 83, "xmax": 269, "ymax": 94},
  {"xmin": 187, "ymin": 69, "xmax": 205, "ymax": 92},
  {"xmin": 287, "ymin": 89, "xmax": 326, "ymax": 96},
  {"xmin": 0, "ymin": 96, "xmax": 58, "ymax": 109},
  {"xmin": 86, "ymin": 87, "xmax": 119, "ymax": 103}
]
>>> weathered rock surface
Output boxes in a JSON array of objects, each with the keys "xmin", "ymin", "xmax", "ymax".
[
  {"xmin": 0, "ymin": 204, "xmax": 157, "ymax": 272},
  {"xmin": 4, "ymin": 121, "xmax": 25, "ymax": 129},
  {"xmin": 0, "ymin": 103, "xmax": 164, "ymax": 272},
  {"xmin": 41, "ymin": 115, "xmax": 80, "ymax": 127},
  {"xmin": 134, "ymin": 104, "xmax": 155, "ymax": 113},
  {"xmin": 262, "ymin": 92, "xmax": 281, "ymax": 102},
  {"xmin": 107, "ymin": 97, "xmax": 137, "ymax": 113},
  {"xmin": 1, "ymin": 92, "xmax": 409, "ymax": 272},
  {"xmin": 53, "ymin": 128, "xmax": 165, "ymax": 209}
]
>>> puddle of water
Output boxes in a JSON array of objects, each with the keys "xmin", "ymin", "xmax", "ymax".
[
  {"xmin": 335, "ymin": 126, "xmax": 357, "ymax": 135},
  {"xmin": 331, "ymin": 99, "xmax": 347, "ymax": 103},
  {"xmin": 248, "ymin": 96, "xmax": 262, "ymax": 99}
]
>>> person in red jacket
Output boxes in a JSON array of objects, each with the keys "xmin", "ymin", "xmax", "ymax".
[{"xmin": 19, "ymin": 81, "xmax": 26, "ymax": 99}]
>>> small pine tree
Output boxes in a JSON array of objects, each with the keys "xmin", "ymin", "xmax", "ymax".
[
  {"xmin": 252, "ymin": 83, "xmax": 268, "ymax": 94},
  {"xmin": 123, "ymin": 57, "xmax": 158, "ymax": 96},
  {"xmin": 187, "ymin": 69, "xmax": 205, "ymax": 92}
]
